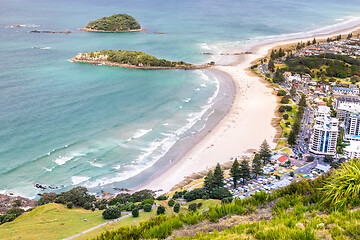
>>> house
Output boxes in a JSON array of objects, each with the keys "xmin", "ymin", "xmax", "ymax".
[
  {"xmin": 271, "ymin": 154, "xmax": 289, "ymax": 164},
  {"xmin": 302, "ymin": 74, "xmax": 311, "ymax": 82}
]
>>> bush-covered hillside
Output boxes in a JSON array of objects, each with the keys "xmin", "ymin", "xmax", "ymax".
[
  {"xmin": 91, "ymin": 160, "xmax": 360, "ymax": 240},
  {"xmin": 74, "ymin": 50, "xmax": 193, "ymax": 68},
  {"xmin": 85, "ymin": 14, "xmax": 141, "ymax": 31}
]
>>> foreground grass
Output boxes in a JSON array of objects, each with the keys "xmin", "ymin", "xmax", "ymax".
[{"xmin": 0, "ymin": 203, "xmax": 105, "ymax": 240}]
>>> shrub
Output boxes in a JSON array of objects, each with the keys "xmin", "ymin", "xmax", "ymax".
[
  {"xmin": 322, "ymin": 159, "xmax": 360, "ymax": 210},
  {"xmin": 157, "ymin": 205, "xmax": 166, "ymax": 215},
  {"xmin": 156, "ymin": 195, "xmax": 168, "ymax": 201},
  {"xmin": 277, "ymin": 90, "xmax": 287, "ymax": 96},
  {"xmin": 91, "ymin": 207, "xmax": 95, "ymax": 212},
  {"xmin": 54, "ymin": 187, "xmax": 95, "ymax": 207},
  {"xmin": 132, "ymin": 207, "xmax": 139, "ymax": 217},
  {"xmin": 67, "ymin": 202, "xmax": 73, "ymax": 209},
  {"xmin": 98, "ymin": 204, "xmax": 107, "ymax": 210},
  {"xmin": 221, "ymin": 197, "xmax": 233, "ymax": 204},
  {"xmin": 173, "ymin": 203, "xmax": 180, "ymax": 213},
  {"xmin": 307, "ymin": 156, "xmax": 315, "ymax": 162},
  {"xmin": 184, "ymin": 188, "xmax": 207, "ymax": 202},
  {"xmin": 188, "ymin": 203, "xmax": 197, "ymax": 212},
  {"xmin": 144, "ymin": 203, "xmax": 152, "ymax": 212},
  {"xmin": 285, "ymin": 106, "xmax": 293, "ymax": 111},
  {"xmin": 197, "ymin": 202, "xmax": 203, "ymax": 208},
  {"xmin": 132, "ymin": 189, "xmax": 155, "ymax": 202},
  {"xmin": 290, "ymin": 172, "xmax": 295, "ymax": 177},
  {"xmin": 102, "ymin": 207, "xmax": 121, "ymax": 219},
  {"xmin": 84, "ymin": 202, "xmax": 91, "ymax": 210},
  {"xmin": 280, "ymin": 98, "xmax": 290, "ymax": 104},
  {"xmin": 168, "ymin": 199, "xmax": 175, "ymax": 207},
  {"xmin": 283, "ymin": 113, "xmax": 289, "ymax": 120},
  {"xmin": 6, "ymin": 208, "xmax": 24, "ymax": 217},
  {"xmin": 210, "ymin": 187, "xmax": 232, "ymax": 200},
  {"xmin": 142, "ymin": 198, "xmax": 154, "ymax": 206}
]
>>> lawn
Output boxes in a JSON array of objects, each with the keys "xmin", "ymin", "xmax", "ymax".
[
  {"xmin": 0, "ymin": 203, "xmax": 105, "ymax": 240},
  {"xmin": 74, "ymin": 210, "xmax": 158, "ymax": 240}
]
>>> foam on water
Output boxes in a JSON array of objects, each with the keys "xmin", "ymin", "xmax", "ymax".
[{"xmin": 71, "ymin": 176, "xmax": 90, "ymax": 185}]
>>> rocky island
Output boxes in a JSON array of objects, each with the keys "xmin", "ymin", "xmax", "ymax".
[
  {"xmin": 70, "ymin": 50, "xmax": 209, "ymax": 69},
  {"xmin": 80, "ymin": 14, "xmax": 145, "ymax": 32}
]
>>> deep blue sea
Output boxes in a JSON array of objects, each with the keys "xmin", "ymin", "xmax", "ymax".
[{"xmin": 1, "ymin": 0, "xmax": 360, "ymax": 198}]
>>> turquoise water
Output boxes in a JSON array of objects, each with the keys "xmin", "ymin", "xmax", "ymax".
[{"xmin": 1, "ymin": 0, "xmax": 360, "ymax": 198}]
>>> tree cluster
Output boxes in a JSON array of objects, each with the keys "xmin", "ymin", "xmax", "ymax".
[{"xmin": 86, "ymin": 14, "xmax": 141, "ymax": 31}]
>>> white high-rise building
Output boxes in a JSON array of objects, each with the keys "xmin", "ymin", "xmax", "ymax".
[
  {"xmin": 309, "ymin": 115, "xmax": 338, "ymax": 155},
  {"xmin": 343, "ymin": 109, "xmax": 360, "ymax": 141}
]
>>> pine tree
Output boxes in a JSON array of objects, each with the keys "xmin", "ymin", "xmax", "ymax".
[
  {"xmin": 259, "ymin": 140, "xmax": 271, "ymax": 165},
  {"xmin": 287, "ymin": 130, "xmax": 297, "ymax": 146},
  {"xmin": 312, "ymin": 38, "xmax": 316, "ymax": 44},
  {"xmin": 268, "ymin": 59, "xmax": 275, "ymax": 73},
  {"xmin": 252, "ymin": 154, "xmax": 263, "ymax": 179},
  {"xmin": 239, "ymin": 160, "xmax": 251, "ymax": 185},
  {"xmin": 230, "ymin": 159, "xmax": 241, "ymax": 188},
  {"xmin": 213, "ymin": 163, "xmax": 224, "ymax": 188},
  {"xmin": 204, "ymin": 170, "xmax": 215, "ymax": 192}
]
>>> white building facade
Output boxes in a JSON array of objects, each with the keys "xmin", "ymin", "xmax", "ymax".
[
  {"xmin": 309, "ymin": 115, "xmax": 338, "ymax": 155},
  {"xmin": 344, "ymin": 141, "xmax": 360, "ymax": 159}
]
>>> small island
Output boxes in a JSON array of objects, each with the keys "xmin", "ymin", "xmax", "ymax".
[
  {"xmin": 70, "ymin": 50, "xmax": 210, "ymax": 69},
  {"xmin": 80, "ymin": 14, "xmax": 145, "ymax": 32}
]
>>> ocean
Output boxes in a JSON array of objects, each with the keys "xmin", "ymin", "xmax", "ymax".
[{"xmin": 1, "ymin": 0, "xmax": 360, "ymax": 198}]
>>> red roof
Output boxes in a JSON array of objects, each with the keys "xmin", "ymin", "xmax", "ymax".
[{"xmin": 277, "ymin": 155, "xmax": 289, "ymax": 163}]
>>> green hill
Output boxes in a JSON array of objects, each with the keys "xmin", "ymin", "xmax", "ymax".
[
  {"xmin": 0, "ymin": 203, "xmax": 105, "ymax": 239},
  {"xmin": 71, "ymin": 50, "xmax": 198, "ymax": 69},
  {"xmin": 84, "ymin": 14, "xmax": 141, "ymax": 32}
]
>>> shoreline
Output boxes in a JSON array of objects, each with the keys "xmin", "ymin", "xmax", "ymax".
[
  {"xmin": 78, "ymin": 27, "xmax": 146, "ymax": 33},
  {"xmin": 134, "ymin": 24, "xmax": 360, "ymax": 195},
  {"xmin": 70, "ymin": 58, "xmax": 209, "ymax": 70}
]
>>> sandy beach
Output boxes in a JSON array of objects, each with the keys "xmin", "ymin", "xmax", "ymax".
[{"xmin": 135, "ymin": 23, "xmax": 360, "ymax": 195}]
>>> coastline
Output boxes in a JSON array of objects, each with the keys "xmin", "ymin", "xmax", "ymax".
[
  {"xmin": 135, "ymin": 24, "xmax": 360, "ymax": 195},
  {"xmin": 70, "ymin": 58, "xmax": 208, "ymax": 70},
  {"xmin": 78, "ymin": 27, "xmax": 146, "ymax": 33}
]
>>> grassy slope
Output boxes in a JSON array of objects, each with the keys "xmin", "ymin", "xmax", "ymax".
[
  {"xmin": 0, "ymin": 203, "xmax": 105, "ymax": 240},
  {"xmin": 0, "ymin": 199, "xmax": 221, "ymax": 240}
]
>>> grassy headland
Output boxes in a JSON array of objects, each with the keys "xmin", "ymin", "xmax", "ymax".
[
  {"xmin": 81, "ymin": 14, "xmax": 143, "ymax": 32},
  {"xmin": 71, "ymin": 50, "xmax": 209, "ymax": 69}
]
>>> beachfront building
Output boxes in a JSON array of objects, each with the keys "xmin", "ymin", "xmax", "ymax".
[
  {"xmin": 333, "ymin": 87, "xmax": 359, "ymax": 96},
  {"xmin": 334, "ymin": 96, "xmax": 360, "ymax": 110},
  {"xmin": 315, "ymin": 106, "xmax": 331, "ymax": 118},
  {"xmin": 343, "ymin": 108, "xmax": 360, "ymax": 141},
  {"xmin": 309, "ymin": 114, "xmax": 338, "ymax": 155},
  {"xmin": 343, "ymin": 141, "xmax": 360, "ymax": 159}
]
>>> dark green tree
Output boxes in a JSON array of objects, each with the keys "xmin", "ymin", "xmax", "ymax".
[
  {"xmin": 252, "ymin": 154, "xmax": 263, "ymax": 179},
  {"xmin": 299, "ymin": 94, "xmax": 307, "ymax": 107},
  {"xmin": 239, "ymin": 160, "xmax": 251, "ymax": 185},
  {"xmin": 168, "ymin": 199, "xmax": 175, "ymax": 207},
  {"xmin": 143, "ymin": 204, "xmax": 152, "ymax": 212},
  {"xmin": 290, "ymin": 85, "xmax": 296, "ymax": 98},
  {"xmin": 204, "ymin": 170, "xmax": 215, "ymax": 192},
  {"xmin": 173, "ymin": 203, "xmax": 180, "ymax": 213},
  {"xmin": 230, "ymin": 159, "xmax": 241, "ymax": 188},
  {"xmin": 102, "ymin": 207, "xmax": 121, "ymax": 219},
  {"xmin": 268, "ymin": 59, "xmax": 275, "ymax": 72},
  {"xmin": 259, "ymin": 140, "xmax": 271, "ymax": 165},
  {"xmin": 287, "ymin": 130, "xmax": 297, "ymax": 146},
  {"xmin": 312, "ymin": 38, "xmax": 316, "ymax": 44},
  {"xmin": 213, "ymin": 163, "xmax": 224, "ymax": 188},
  {"xmin": 67, "ymin": 202, "xmax": 73, "ymax": 209},
  {"xmin": 132, "ymin": 207, "xmax": 139, "ymax": 217},
  {"xmin": 156, "ymin": 205, "xmax": 166, "ymax": 215}
]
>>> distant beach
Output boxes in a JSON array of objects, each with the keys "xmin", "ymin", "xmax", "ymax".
[{"xmin": 137, "ymin": 22, "xmax": 360, "ymax": 195}]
